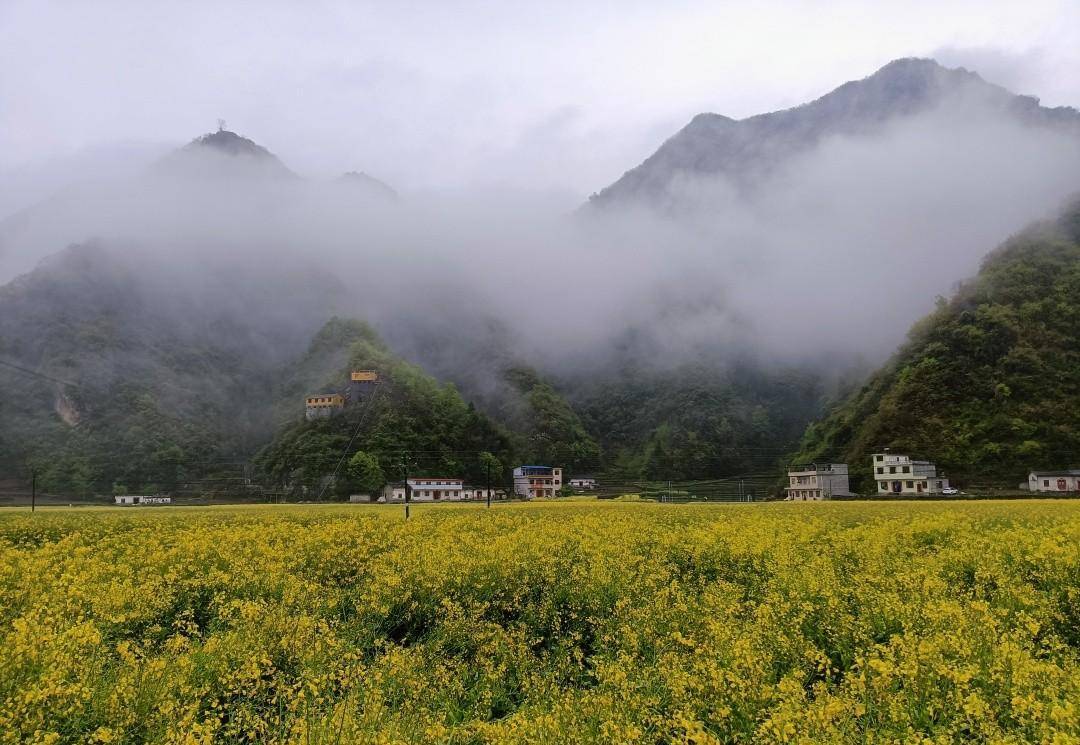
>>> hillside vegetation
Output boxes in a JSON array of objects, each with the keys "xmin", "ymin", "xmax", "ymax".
[
  {"xmin": 502, "ymin": 367, "xmax": 601, "ymax": 473},
  {"xmin": 0, "ymin": 245, "xmax": 316, "ymax": 496},
  {"xmin": 257, "ymin": 318, "xmax": 516, "ymax": 496},
  {"xmin": 797, "ymin": 199, "xmax": 1080, "ymax": 490},
  {"xmin": 575, "ymin": 361, "xmax": 824, "ymax": 481}
]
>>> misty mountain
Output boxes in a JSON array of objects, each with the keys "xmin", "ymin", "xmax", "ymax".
[
  {"xmin": 153, "ymin": 129, "xmax": 299, "ymax": 181},
  {"xmin": 339, "ymin": 171, "xmax": 399, "ymax": 201},
  {"xmin": 795, "ymin": 197, "xmax": 1080, "ymax": 492},
  {"xmin": 0, "ymin": 129, "xmax": 592, "ymax": 495},
  {"xmin": 588, "ymin": 58, "xmax": 1080, "ymax": 209},
  {"xmin": 0, "ymin": 129, "xmax": 392, "ymax": 278},
  {"xmin": 0, "ymin": 239, "xmax": 348, "ymax": 493},
  {"xmin": 5, "ymin": 50, "xmax": 1080, "ymax": 498}
]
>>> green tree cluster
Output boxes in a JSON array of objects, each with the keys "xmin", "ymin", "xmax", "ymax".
[
  {"xmin": 575, "ymin": 361, "xmax": 824, "ymax": 481},
  {"xmin": 502, "ymin": 367, "xmax": 601, "ymax": 472}
]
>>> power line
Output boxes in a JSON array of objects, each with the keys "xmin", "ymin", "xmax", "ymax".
[
  {"xmin": 316, "ymin": 385, "xmax": 383, "ymax": 501},
  {"xmin": 0, "ymin": 358, "xmax": 78, "ymax": 387}
]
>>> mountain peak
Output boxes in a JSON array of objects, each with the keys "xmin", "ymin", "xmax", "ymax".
[
  {"xmin": 588, "ymin": 58, "xmax": 1080, "ymax": 209},
  {"xmin": 187, "ymin": 129, "xmax": 279, "ymax": 159},
  {"xmin": 154, "ymin": 129, "xmax": 298, "ymax": 181},
  {"xmin": 873, "ymin": 56, "xmax": 952, "ymax": 77}
]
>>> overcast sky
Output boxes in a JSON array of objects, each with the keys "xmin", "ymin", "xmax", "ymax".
[{"xmin": 2, "ymin": 0, "xmax": 1079, "ymax": 200}]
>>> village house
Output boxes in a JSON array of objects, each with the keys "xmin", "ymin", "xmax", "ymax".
[
  {"xmin": 1026, "ymin": 470, "xmax": 1080, "ymax": 493},
  {"xmin": 872, "ymin": 452, "xmax": 949, "ymax": 496},
  {"xmin": 785, "ymin": 463, "xmax": 852, "ymax": 500},
  {"xmin": 304, "ymin": 393, "xmax": 344, "ymax": 420},
  {"xmin": 569, "ymin": 476, "xmax": 597, "ymax": 490},
  {"xmin": 513, "ymin": 466, "xmax": 563, "ymax": 499},
  {"xmin": 346, "ymin": 370, "xmax": 378, "ymax": 402},
  {"xmin": 114, "ymin": 495, "xmax": 172, "ymax": 506},
  {"xmin": 462, "ymin": 486, "xmax": 503, "ymax": 501},
  {"xmin": 381, "ymin": 478, "xmax": 465, "ymax": 502}
]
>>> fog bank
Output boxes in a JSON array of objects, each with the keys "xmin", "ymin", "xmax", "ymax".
[{"xmin": 2, "ymin": 99, "xmax": 1080, "ymax": 381}]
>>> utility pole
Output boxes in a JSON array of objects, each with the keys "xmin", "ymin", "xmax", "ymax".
[
  {"xmin": 739, "ymin": 478, "xmax": 744, "ymax": 502},
  {"xmin": 403, "ymin": 457, "xmax": 411, "ymax": 521},
  {"xmin": 486, "ymin": 460, "xmax": 492, "ymax": 509},
  {"xmin": 30, "ymin": 468, "xmax": 36, "ymax": 513}
]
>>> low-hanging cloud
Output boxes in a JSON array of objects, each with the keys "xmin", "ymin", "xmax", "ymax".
[{"xmin": 2, "ymin": 95, "xmax": 1080, "ymax": 393}]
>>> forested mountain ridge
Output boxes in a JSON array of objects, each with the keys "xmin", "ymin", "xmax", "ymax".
[{"xmin": 795, "ymin": 198, "xmax": 1080, "ymax": 491}]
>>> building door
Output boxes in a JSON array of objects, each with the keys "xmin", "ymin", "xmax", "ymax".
[
  {"xmin": 1058, "ymin": 479, "xmax": 1067, "ymax": 492},
  {"xmin": 892, "ymin": 481, "xmax": 902, "ymax": 493}
]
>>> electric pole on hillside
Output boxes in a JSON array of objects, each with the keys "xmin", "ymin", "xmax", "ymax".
[
  {"xmin": 30, "ymin": 467, "xmax": 36, "ymax": 513},
  {"xmin": 486, "ymin": 460, "xmax": 492, "ymax": 509}
]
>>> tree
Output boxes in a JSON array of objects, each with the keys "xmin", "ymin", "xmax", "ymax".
[
  {"xmin": 347, "ymin": 450, "xmax": 385, "ymax": 496},
  {"xmin": 478, "ymin": 451, "xmax": 502, "ymax": 485}
]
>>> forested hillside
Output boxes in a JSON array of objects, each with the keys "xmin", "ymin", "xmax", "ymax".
[
  {"xmin": 574, "ymin": 361, "xmax": 825, "ymax": 480},
  {"xmin": 0, "ymin": 243, "xmax": 332, "ymax": 495},
  {"xmin": 256, "ymin": 318, "xmax": 516, "ymax": 497},
  {"xmin": 796, "ymin": 199, "xmax": 1080, "ymax": 490},
  {"xmin": 502, "ymin": 367, "xmax": 601, "ymax": 472}
]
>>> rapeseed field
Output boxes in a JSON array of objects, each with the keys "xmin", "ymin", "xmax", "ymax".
[{"xmin": 2, "ymin": 500, "xmax": 1080, "ymax": 744}]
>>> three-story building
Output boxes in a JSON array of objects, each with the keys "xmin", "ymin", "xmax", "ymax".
[
  {"xmin": 513, "ymin": 466, "xmax": 563, "ymax": 499},
  {"xmin": 872, "ymin": 453, "xmax": 949, "ymax": 496},
  {"xmin": 786, "ymin": 463, "xmax": 852, "ymax": 500}
]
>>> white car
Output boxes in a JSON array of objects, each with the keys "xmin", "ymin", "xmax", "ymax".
[{"xmin": 941, "ymin": 487, "xmax": 960, "ymax": 495}]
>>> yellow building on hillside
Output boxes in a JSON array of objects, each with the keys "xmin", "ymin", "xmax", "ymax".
[{"xmin": 305, "ymin": 393, "xmax": 345, "ymax": 420}]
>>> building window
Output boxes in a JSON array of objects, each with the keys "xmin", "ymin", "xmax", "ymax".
[
  {"xmin": 876, "ymin": 467, "xmax": 883, "ymax": 474},
  {"xmin": 902, "ymin": 466, "xmax": 910, "ymax": 473},
  {"xmin": 879, "ymin": 481, "xmax": 887, "ymax": 490},
  {"xmin": 906, "ymin": 481, "xmax": 914, "ymax": 488},
  {"xmin": 1044, "ymin": 480, "xmax": 1050, "ymax": 487},
  {"xmin": 876, "ymin": 455, "xmax": 883, "ymax": 462},
  {"xmin": 889, "ymin": 466, "xmax": 896, "ymax": 474}
]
